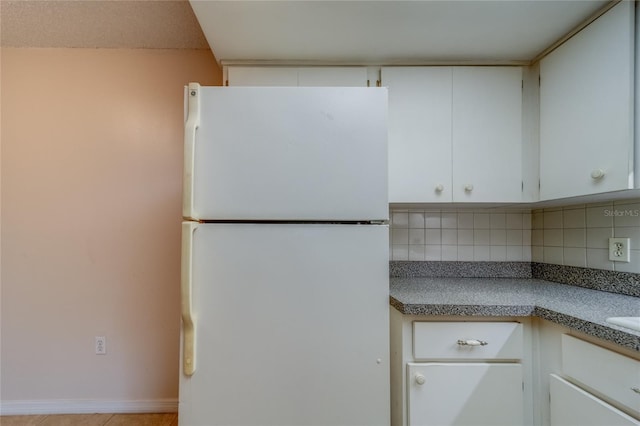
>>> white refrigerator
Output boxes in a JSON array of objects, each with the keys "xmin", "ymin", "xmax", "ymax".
[{"xmin": 179, "ymin": 84, "xmax": 389, "ymax": 426}]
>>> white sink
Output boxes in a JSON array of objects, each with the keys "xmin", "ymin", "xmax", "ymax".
[{"xmin": 605, "ymin": 317, "xmax": 640, "ymax": 332}]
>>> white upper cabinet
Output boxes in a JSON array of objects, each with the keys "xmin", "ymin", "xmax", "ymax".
[
  {"xmin": 452, "ymin": 67, "xmax": 523, "ymax": 202},
  {"xmin": 383, "ymin": 67, "xmax": 453, "ymax": 203},
  {"xmin": 226, "ymin": 66, "xmax": 299, "ymax": 86},
  {"xmin": 384, "ymin": 66, "xmax": 523, "ymax": 203},
  {"xmin": 539, "ymin": 1, "xmax": 635, "ymax": 200},
  {"xmin": 226, "ymin": 66, "xmax": 369, "ymax": 87},
  {"xmin": 297, "ymin": 67, "xmax": 369, "ymax": 87}
]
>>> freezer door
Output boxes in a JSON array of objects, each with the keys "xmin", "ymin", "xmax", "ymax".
[
  {"xmin": 179, "ymin": 223, "xmax": 389, "ymax": 426},
  {"xmin": 183, "ymin": 85, "xmax": 388, "ymax": 221}
]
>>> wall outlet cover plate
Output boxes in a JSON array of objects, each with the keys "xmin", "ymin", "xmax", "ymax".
[{"xmin": 608, "ymin": 237, "xmax": 631, "ymax": 262}]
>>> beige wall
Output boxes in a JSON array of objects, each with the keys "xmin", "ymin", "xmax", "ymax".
[{"xmin": 1, "ymin": 48, "xmax": 220, "ymax": 404}]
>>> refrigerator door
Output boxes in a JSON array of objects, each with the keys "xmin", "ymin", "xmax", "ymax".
[
  {"xmin": 183, "ymin": 85, "xmax": 388, "ymax": 221},
  {"xmin": 179, "ymin": 222, "xmax": 389, "ymax": 426}
]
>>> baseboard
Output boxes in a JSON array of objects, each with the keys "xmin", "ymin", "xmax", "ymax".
[{"xmin": 0, "ymin": 398, "xmax": 178, "ymax": 415}]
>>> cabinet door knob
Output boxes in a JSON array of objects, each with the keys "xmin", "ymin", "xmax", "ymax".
[
  {"xmin": 632, "ymin": 387, "xmax": 640, "ymax": 394},
  {"xmin": 591, "ymin": 169, "xmax": 605, "ymax": 180},
  {"xmin": 435, "ymin": 184, "xmax": 444, "ymax": 193},
  {"xmin": 464, "ymin": 184, "xmax": 474, "ymax": 192},
  {"xmin": 457, "ymin": 339, "xmax": 488, "ymax": 346},
  {"xmin": 415, "ymin": 374, "xmax": 426, "ymax": 385}
]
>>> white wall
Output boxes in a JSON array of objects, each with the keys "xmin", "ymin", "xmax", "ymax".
[{"xmin": 0, "ymin": 48, "xmax": 220, "ymax": 409}]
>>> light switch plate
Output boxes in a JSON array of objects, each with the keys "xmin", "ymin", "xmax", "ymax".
[{"xmin": 608, "ymin": 238, "xmax": 631, "ymax": 262}]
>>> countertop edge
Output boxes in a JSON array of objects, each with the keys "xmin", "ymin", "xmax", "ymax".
[
  {"xmin": 390, "ymin": 297, "xmax": 536, "ymax": 317},
  {"xmin": 389, "ymin": 295, "xmax": 640, "ymax": 352}
]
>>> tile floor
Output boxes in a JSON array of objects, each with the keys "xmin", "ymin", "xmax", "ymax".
[{"xmin": 0, "ymin": 413, "xmax": 177, "ymax": 426}]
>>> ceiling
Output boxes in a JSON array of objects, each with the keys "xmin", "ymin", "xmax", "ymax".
[
  {"xmin": 191, "ymin": 0, "xmax": 612, "ymax": 64},
  {"xmin": 0, "ymin": 0, "xmax": 210, "ymax": 49},
  {"xmin": 1, "ymin": 0, "xmax": 613, "ymax": 64}
]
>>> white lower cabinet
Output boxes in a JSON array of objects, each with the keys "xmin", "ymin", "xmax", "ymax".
[
  {"xmin": 390, "ymin": 315, "xmax": 528, "ymax": 426},
  {"xmin": 550, "ymin": 374, "xmax": 640, "ymax": 426},
  {"xmin": 561, "ymin": 334, "xmax": 640, "ymax": 417},
  {"xmin": 408, "ymin": 363, "xmax": 523, "ymax": 426},
  {"xmin": 546, "ymin": 334, "xmax": 640, "ymax": 426},
  {"xmin": 393, "ymin": 316, "xmax": 640, "ymax": 426}
]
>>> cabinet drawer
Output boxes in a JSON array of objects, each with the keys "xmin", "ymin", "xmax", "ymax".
[
  {"xmin": 413, "ymin": 322, "xmax": 523, "ymax": 360},
  {"xmin": 562, "ymin": 334, "xmax": 640, "ymax": 417},
  {"xmin": 550, "ymin": 374, "xmax": 640, "ymax": 426}
]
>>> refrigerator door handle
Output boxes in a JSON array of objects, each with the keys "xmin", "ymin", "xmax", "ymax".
[
  {"xmin": 181, "ymin": 222, "xmax": 197, "ymax": 376},
  {"xmin": 183, "ymin": 82, "xmax": 201, "ymax": 220}
]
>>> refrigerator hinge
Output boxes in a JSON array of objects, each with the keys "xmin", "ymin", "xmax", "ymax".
[{"xmin": 184, "ymin": 83, "xmax": 201, "ymax": 220}]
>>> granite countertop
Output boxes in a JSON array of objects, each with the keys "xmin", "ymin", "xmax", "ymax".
[{"xmin": 390, "ymin": 277, "xmax": 640, "ymax": 351}]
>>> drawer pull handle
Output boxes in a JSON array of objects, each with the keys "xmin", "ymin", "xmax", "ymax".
[
  {"xmin": 632, "ymin": 387, "xmax": 640, "ymax": 394},
  {"xmin": 415, "ymin": 374, "xmax": 426, "ymax": 385},
  {"xmin": 457, "ymin": 339, "xmax": 488, "ymax": 346}
]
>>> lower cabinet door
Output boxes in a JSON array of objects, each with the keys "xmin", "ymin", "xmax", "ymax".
[
  {"xmin": 407, "ymin": 363, "xmax": 523, "ymax": 426},
  {"xmin": 550, "ymin": 374, "xmax": 640, "ymax": 426}
]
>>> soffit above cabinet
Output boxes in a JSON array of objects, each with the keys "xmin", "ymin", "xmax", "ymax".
[{"xmin": 190, "ymin": 0, "xmax": 611, "ymax": 65}]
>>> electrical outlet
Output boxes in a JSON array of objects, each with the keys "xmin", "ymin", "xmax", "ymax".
[
  {"xmin": 608, "ymin": 238, "xmax": 631, "ymax": 262},
  {"xmin": 95, "ymin": 336, "xmax": 106, "ymax": 355}
]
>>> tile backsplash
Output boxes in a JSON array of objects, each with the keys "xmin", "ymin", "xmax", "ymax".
[
  {"xmin": 532, "ymin": 199, "xmax": 640, "ymax": 273},
  {"xmin": 390, "ymin": 209, "xmax": 532, "ymax": 262},
  {"xmin": 390, "ymin": 198, "xmax": 640, "ymax": 273}
]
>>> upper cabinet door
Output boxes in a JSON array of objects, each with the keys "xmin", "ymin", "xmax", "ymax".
[
  {"xmin": 226, "ymin": 66, "xmax": 368, "ymax": 87},
  {"xmin": 539, "ymin": 1, "xmax": 635, "ymax": 200},
  {"xmin": 452, "ymin": 67, "xmax": 523, "ymax": 202},
  {"xmin": 297, "ymin": 67, "xmax": 368, "ymax": 87},
  {"xmin": 227, "ymin": 66, "xmax": 299, "ymax": 86},
  {"xmin": 383, "ymin": 66, "xmax": 453, "ymax": 203}
]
